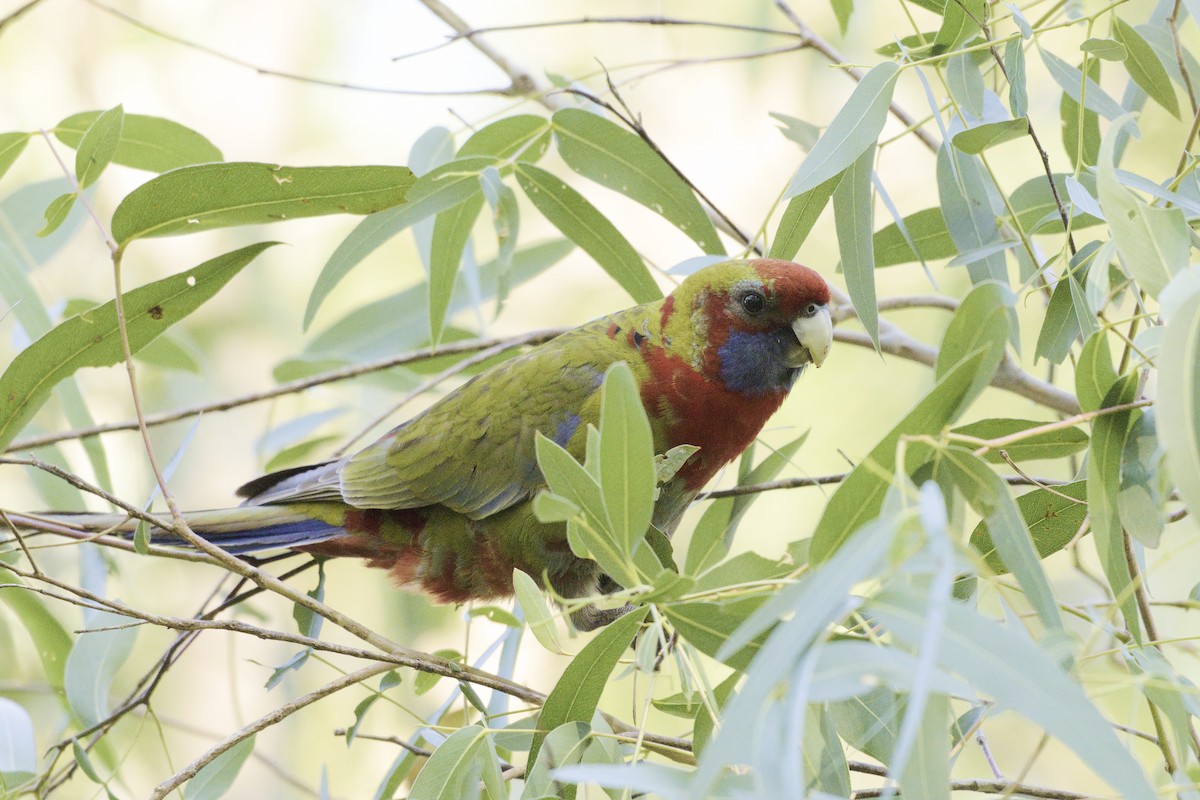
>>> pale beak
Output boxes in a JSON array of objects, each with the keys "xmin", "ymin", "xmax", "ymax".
[{"xmin": 789, "ymin": 305, "xmax": 833, "ymax": 368}]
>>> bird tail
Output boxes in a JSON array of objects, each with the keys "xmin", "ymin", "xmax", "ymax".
[{"xmin": 7, "ymin": 506, "xmax": 345, "ymax": 555}]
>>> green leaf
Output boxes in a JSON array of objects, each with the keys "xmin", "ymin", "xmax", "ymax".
[
  {"xmin": 0, "ymin": 133, "xmax": 30, "ymax": 184},
  {"xmin": 0, "ymin": 579, "xmax": 72, "ymax": 688},
  {"xmin": 768, "ymin": 174, "xmax": 838, "ymax": 261},
  {"xmin": 55, "ymin": 111, "xmax": 222, "ymax": 172},
  {"xmin": 875, "ymin": 32, "xmax": 939, "ymax": 59},
  {"xmin": 1061, "ymin": 59, "xmax": 1101, "ymax": 168},
  {"xmin": 1040, "ymin": 47, "xmax": 1127, "ymax": 121},
  {"xmin": 940, "ymin": 447, "xmax": 1063, "ymax": 632},
  {"xmin": 0, "ymin": 241, "xmax": 275, "ymax": 450},
  {"xmin": 302, "ymin": 155, "xmax": 503, "ymax": 329},
  {"xmin": 65, "ymin": 610, "xmax": 138, "ymax": 727},
  {"xmin": 951, "ymin": 118, "xmax": 1029, "ymax": 154},
  {"xmin": 1112, "ymin": 17, "xmax": 1180, "ymax": 117},
  {"xmin": 1075, "ymin": 330, "xmax": 1116, "ymax": 414},
  {"xmin": 529, "ymin": 607, "xmax": 648, "ymax": 767},
  {"xmin": 72, "ymin": 738, "xmax": 102, "ymax": 783},
  {"xmin": 74, "ymin": 104, "xmax": 124, "ymax": 189},
  {"xmin": 935, "ymin": 281, "xmax": 1012, "ymax": 407},
  {"xmin": 458, "ymin": 114, "xmax": 551, "ymax": 160},
  {"xmin": 552, "ymin": 108, "xmax": 722, "ymax": 255},
  {"xmin": 785, "ymin": 61, "xmax": 900, "ymax": 198},
  {"xmin": 182, "ymin": 735, "xmax": 256, "ymax": 800},
  {"xmin": 515, "ymin": 162, "xmax": 660, "ymax": 303},
  {"xmin": 1158, "ymin": 288, "xmax": 1200, "ymax": 535},
  {"xmin": 833, "ymin": 145, "xmax": 879, "ymax": 348},
  {"xmin": 899, "ymin": 692, "xmax": 950, "ymax": 800},
  {"xmin": 951, "ymin": 418, "xmax": 1088, "ymax": 463},
  {"xmin": 1004, "ymin": 39, "xmax": 1028, "ymax": 117},
  {"xmin": 1035, "ymin": 249, "xmax": 1092, "ymax": 365},
  {"xmin": 946, "ymin": 53, "xmax": 984, "ymax": 118},
  {"xmin": 135, "ymin": 333, "xmax": 201, "ymax": 373},
  {"xmin": 868, "ymin": 588, "xmax": 1157, "ymax": 800},
  {"xmin": 111, "ymin": 163, "xmax": 415, "ymax": 244},
  {"xmin": 1088, "ymin": 374, "xmax": 1142, "ymax": 639},
  {"xmin": 428, "ymin": 192, "xmax": 485, "ymax": 345},
  {"xmin": 831, "ymin": 0, "xmax": 854, "ymax": 33},
  {"xmin": 1097, "ymin": 118, "xmax": 1188, "ymax": 299},
  {"xmin": 666, "ymin": 596, "xmax": 768, "ymax": 671},
  {"xmin": 1081, "ymin": 37, "xmax": 1127, "ymax": 61},
  {"xmin": 1010, "ymin": 172, "xmax": 1102, "ymax": 235},
  {"xmin": 36, "ymin": 192, "xmax": 76, "ymax": 238},
  {"xmin": 513, "ymin": 569, "xmax": 564, "ymax": 654},
  {"xmin": 933, "ymin": 0, "xmax": 983, "ymax": 51},
  {"xmin": 936, "ymin": 145, "xmax": 1006, "ymax": 284},
  {"xmin": 810, "ymin": 349, "xmax": 987, "ymax": 562},
  {"xmin": 873, "ymin": 207, "xmax": 956, "ymax": 267},
  {"xmin": 598, "ymin": 363, "xmax": 655, "ymax": 560}
]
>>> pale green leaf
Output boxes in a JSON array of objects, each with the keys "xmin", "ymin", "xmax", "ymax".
[
  {"xmin": 951, "ymin": 418, "xmax": 1088, "ymax": 463},
  {"xmin": 0, "ymin": 133, "xmax": 30, "ymax": 184},
  {"xmin": 833, "ymin": 144, "xmax": 879, "ymax": 348},
  {"xmin": 0, "ymin": 242, "xmax": 275, "ymax": 450},
  {"xmin": 515, "ymin": 162, "xmax": 659, "ymax": 302},
  {"xmin": 183, "ymin": 736, "xmax": 256, "ymax": 800},
  {"xmin": 428, "ymin": 192, "xmax": 484, "ymax": 345},
  {"xmin": 74, "ymin": 104, "xmax": 124, "ymax": 189},
  {"xmin": 935, "ymin": 281, "xmax": 1012, "ymax": 407},
  {"xmin": 785, "ymin": 62, "xmax": 900, "ymax": 198},
  {"xmin": 513, "ymin": 569, "xmax": 565, "ymax": 654},
  {"xmin": 111, "ymin": 163, "xmax": 415, "ymax": 244},
  {"xmin": 1081, "ymin": 37, "xmax": 1127, "ymax": 61},
  {"xmin": 36, "ymin": 192, "xmax": 75, "ymax": 238},
  {"xmin": 1158, "ymin": 289, "xmax": 1200, "ymax": 529},
  {"xmin": 769, "ymin": 175, "xmax": 838, "ymax": 261},
  {"xmin": 598, "ymin": 362, "xmax": 655, "ymax": 558},
  {"xmin": 1040, "ymin": 47, "xmax": 1127, "ymax": 121},
  {"xmin": 1004, "ymin": 39, "xmax": 1028, "ymax": 117},
  {"xmin": 552, "ymin": 108, "xmax": 722, "ymax": 254},
  {"xmin": 55, "ymin": 111, "xmax": 222, "ymax": 172},
  {"xmin": 0, "ymin": 579, "xmax": 72, "ymax": 688},
  {"xmin": 65, "ymin": 610, "xmax": 138, "ymax": 727},
  {"xmin": 951, "ymin": 118, "xmax": 1029, "ymax": 154},
  {"xmin": 529, "ymin": 607, "xmax": 649, "ymax": 767},
  {"xmin": 0, "ymin": 698, "xmax": 35, "ymax": 777},
  {"xmin": 1113, "ymin": 17, "xmax": 1180, "ymax": 117},
  {"xmin": 946, "ymin": 53, "xmax": 984, "ymax": 118},
  {"xmin": 873, "ymin": 207, "xmax": 956, "ymax": 267}
]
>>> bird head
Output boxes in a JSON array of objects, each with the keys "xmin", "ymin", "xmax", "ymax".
[{"xmin": 662, "ymin": 258, "xmax": 832, "ymax": 395}]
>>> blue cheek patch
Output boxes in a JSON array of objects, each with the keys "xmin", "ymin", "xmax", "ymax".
[{"xmin": 718, "ymin": 329, "xmax": 797, "ymax": 395}]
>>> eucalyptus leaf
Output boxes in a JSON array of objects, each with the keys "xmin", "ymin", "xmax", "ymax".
[
  {"xmin": 833, "ymin": 145, "xmax": 878, "ymax": 348},
  {"xmin": 55, "ymin": 111, "xmax": 222, "ymax": 172}
]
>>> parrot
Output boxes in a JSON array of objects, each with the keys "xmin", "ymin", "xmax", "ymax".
[{"xmin": 11, "ymin": 258, "xmax": 832, "ymax": 629}]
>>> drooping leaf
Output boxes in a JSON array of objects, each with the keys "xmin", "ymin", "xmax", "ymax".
[
  {"xmin": 1040, "ymin": 47, "xmax": 1127, "ymax": 121},
  {"xmin": 951, "ymin": 418, "xmax": 1088, "ymax": 463},
  {"xmin": 513, "ymin": 569, "xmax": 564, "ymax": 654},
  {"xmin": 515, "ymin": 162, "xmax": 660, "ymax": 302},
  {"xmin": 0, "ymin": 578, "xmax": 73, "ymax": 689},
  {"xmin": 833, "ymin": 145, "xmax": 878, "ymax": 347},
  {"xmin": 946, "ymin": 53, "xmax": 984, "ymax": 118},
  {"xmin": 0, "ymin": 133, "xmax": 30, "ymax": 183},
  {"xmin": 0, "ymin": 697, "xmax": 36, "ymax": 782},
  {"xmin": 933, "ymin": 0, "xmax": 984, "ymax": 52},
  {"xmin": 428, "ymin": 192, "xmax": 485, "ymax": 345},
  {"xmin": 529, "ymin": 607, "xmax": 648, "ymax": 767},
  {"xmin": 552, "ymin": 108, "xmax": 722, "ymax": 254},
  {"xmin": 810, "ymin": 350, "xmax": 987, "ymax": 562},
  {"xmin": 935, "ymin": 281, "xmax": 1012, "ymax": 407},
  {"xmin": 1004, "ymin": 39, "xmax": 1028, "ymax": 117},
  {"xmin": 936, "ymin": 144, "xmax": 1006, "ymax": 284},
  {"xmin": 951, "ymin": 118, "xmax": 1029, "ymax": 154},
  {"xmin": 873, "ymin": 207, "xmax": 956, "ymax": 267},
  {"xmin": 0, "ymin": 242, "xmax": 274, "ymax": 450},
  {"xmin": 1081, "ymin": 37, "xmax": 1127, "ymax": 61},
  {"xmin": 597, "ymin": 362, "xmax": 656, "ymax": 559},
  {"xmin": 1158, "ymin": 287, "xmax": 1200, "ymax": 529},
  {"xmin": 769, "ymin": 174, "xmax": 838, "ymax": 261},
  {"xmin": 785, "ymin": 61, "xmax": 901, "ymax": 198},
  {"xmin": 111, "ymin": 163, "xmax": 415, "ymax": 244},
  {"xmin": 55, "ymin": 111, "xmax": 222, "ymax": 172}
]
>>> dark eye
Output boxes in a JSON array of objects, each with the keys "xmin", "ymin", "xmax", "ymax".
[
  {"xmin": 803, "ymin": 302, "xmax": 820, "ymax": 317},
  {"xmin": 741, "ymin": 291, "xmax": 765, "ymax": 314}
]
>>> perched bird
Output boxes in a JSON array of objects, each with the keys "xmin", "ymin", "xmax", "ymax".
[{"xmin": 16, "ymin": 258, "xmax": 831, "ymax": 629}]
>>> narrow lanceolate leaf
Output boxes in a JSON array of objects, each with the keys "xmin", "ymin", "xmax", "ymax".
[
  {"xmin": 0, "ymin": 578, "xmax": 72, "ymax": 688},
  {"xmin": 1088, "ymin": 374, "xmax": 1142, "ymax": 640},
  {"xmin": 786, "ymin": 61, "xmax": 900, "ymax": 198},
  {"xmin": 0, "ymin": 697, "xmax": 36, "ymax": 779},
  {"xmin": 407, "ymin": 726, "xmax": 491, "ymax": 800},
  {"xmin": 934, "ymin": 0, "xmax": 984, "ymax": 51},
  {"xmin": 529, "ymin": 607, "xmax": 649, "ymax": 767},
  {"xmin": 0, "ymin": 132, "xmax": 30, "ymax": 183},
  {"xmin": 1075, "ymin": 330, "xmax": 1116, "ymax": 414},
  {"xmin": 111, "ymin": 163, "xmax": 415, "ymax": 244},
  {"xmin": 513, "ymin": 569, "xmax": 564, "ymax": 654},
  {"xmin": 935, "ymin": 282, "xmax": 1012, "ymax": 409},
  {"xmin": 952, "ymin": 118, "xmax": 1029, "ymax": 154},
  {"xmin": 1004, "ymin": 39, "xmax": 1029, "ymax": 117},
  {"xmin": 301, "ymin": 154, "xmax": 492, "ymax": 329},
  {"xmin": 182, "ymin": 735, "xmax": 256, "ymax": 800},
  {"xmin": 970, "ymin": 480, "xmax": 1089, "ymax": 572},
  {"xmin": 940, "ymin": 447, "xmax": 1063, "ymax": 633},
  {"xmin": 937, "ymin": 145, "xmax": 1006, "ymax": 285},
  {"xmin": 74, "ymin": 104, "xmax": 124, "ymax": 189},
  {"xmin": 869, "ymin": 588, "xmax": 1157, "ymax": 800},
  {"xmin": 1081, "ymin": 38, "xmax": 1127, "ymax": 61},
  {"xmin": 1158, "ymin": 289, "xmax": 1200, "ymax": 525},
  {"xmin": 36, "ymin": 193, "xmax": 76, "ymax": 238},
  {"xmin": 64, "ymin": 611, "xmax": 138, "ymax": 727},
  {"xmin": 515, "ymin": 162, "xmax": 660, "ymax": 302},
  {"xmin": 0, "ymin": 242, "xmax": 275, "ymax": 450},
  {"xmin": 458, "ymin": 114, "xmax": 551, "ymax": 160},
  {"xmin": 1040, "ymin": 48, "xmax": 1127, "ymax": 121},
  {"xmin": 833, "ymin": 145, "xmax": 879, "ymax": 348},
  {"xmin": 428, "ymin": 193, "xmax": 485, "ymax": 345},
  {"xmin": 552, "ymin": 108, "xmax": 722, "ymax": 254},
  {"xmin": 951, "ymin": 418, "xmax": 1088, "ymax": 463},
  {"xmin": 810, "ymin": 350, "xmax": 988, "ymax": 562},
  {"xmin": 1097, "ymin": 117, "xmax": 1188, "ymax": 298},
  {"xmin": 598, "ymin": 363, "xmax": 655, "ymax": 558},
  {"xmin": 946, "ymin": 53, "xmax": 984, "ymax": 118},
  {"xmin": 769, "ymin": 174, "xmax": 838, "ymax": 261},
  {"xmin": 55, "ymin": 111, "xmax": 222, "ymax": 172},
  {"xmin": 1112, "ymin": 17, "xmax": 1180, "ymax": 118}
]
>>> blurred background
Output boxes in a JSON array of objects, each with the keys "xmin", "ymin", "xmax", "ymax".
[{"xmin": 0, "ymin": 0, "xmax": 1195, "ymax": 797}]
